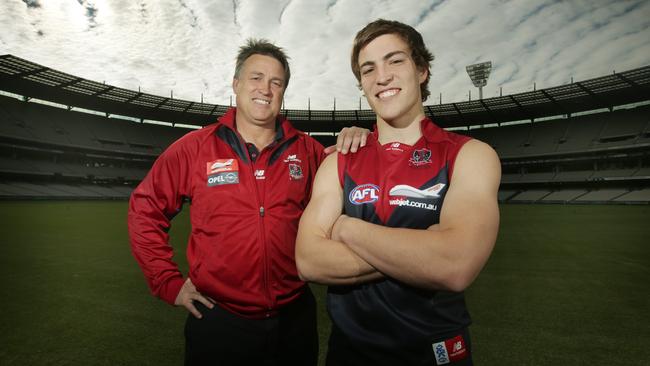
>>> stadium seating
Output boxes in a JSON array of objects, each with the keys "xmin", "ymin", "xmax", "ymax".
[
  {"xmin": 0, "ymin": 95, "xmax": 189, "ymax": 155},
  {"xmin": 574, "ymin": 189, "xmax": 629, "ymax": 202},
  {"xmin": 553, "ymin": 170, "xmax": 594, "ymax": 182},
  {"xmin": 1, "ymin": 79, "xmax": 649, "ymax": 203},
  {"xmin": 464, "ymin": 105, "xmax": 650, "ymax": 160},
  {"xmin": 509, "ymin": 190, "xmax": 552, "ymax": 202},
  {"xmin": 1, "ymin": 94, "xmax": 183, "ymax": 198},
  {"xmin": 613, "ymin": 188, "xmax": 650, "ymax": 202},
  {"xmin": 540, "ymin": 190, "xmax": 589, "ymax": 203}
]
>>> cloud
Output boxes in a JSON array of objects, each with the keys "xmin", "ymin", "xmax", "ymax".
[
  {"xmin": 1, "ymin": 0, "xmax": 649, "ymax": 110},
  {"xmin": 21, "ymin": 0, "xmax": 40, "ymax": 8}
]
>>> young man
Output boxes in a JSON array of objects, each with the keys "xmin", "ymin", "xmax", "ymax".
[
  {"xmin": 296, "ymin": 20, "xmax": 501, "ymax": 365},
  {"xmin": 128, "ymin": 39, "xmax": 367, "ymax": 366}
]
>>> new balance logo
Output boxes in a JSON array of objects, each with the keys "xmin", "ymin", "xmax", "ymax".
[
  {"xmin": 283, "ymin": 154, "xmax": 302, "ymax": 163},
  {"xmin": 452, "ymin": 341, "xmax": 463, "ymax": 352},
  {"xmin": 433, "ymin": 335, "xmax": 468, "ymax": 364}
]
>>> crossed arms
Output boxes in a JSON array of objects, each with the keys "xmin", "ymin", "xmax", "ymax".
[{"xmin": 295, "ymin": 139, "xmax": 501, "ymax": 291}]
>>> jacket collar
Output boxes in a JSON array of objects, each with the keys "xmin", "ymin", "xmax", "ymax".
[{"xmin": 217, "ymin": 107, "xmax": 300, "ymax": 143}]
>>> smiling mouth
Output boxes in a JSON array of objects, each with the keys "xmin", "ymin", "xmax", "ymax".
[
  {"xmin": 376, "ymin": 88, "xmax": 400, "ymax": 99},
  {"xmin": 253, "ymin": 98, "xmax": 271, "ymax": 105}
]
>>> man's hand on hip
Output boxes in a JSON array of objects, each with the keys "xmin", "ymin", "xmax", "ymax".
[{"xmin": 174, "ymin": 278, "xmax": 215, "ymax": 319}]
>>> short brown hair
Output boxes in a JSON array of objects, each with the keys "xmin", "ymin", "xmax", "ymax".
[
  {"xmin": 234, "ymin": 38, "xmax": 291, "ymax": 87},
  {"xmin": 351, "ymin": 19, "xmax": 434, "ymax": 101}
]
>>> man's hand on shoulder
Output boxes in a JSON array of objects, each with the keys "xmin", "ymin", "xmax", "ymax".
[
  {"xmin": 324, "ymin": 126, "xmax": 370, "ymax": 155},
  {"xmin": 174, "ymin": 278, "xmax": 215, "ymax": 319}
]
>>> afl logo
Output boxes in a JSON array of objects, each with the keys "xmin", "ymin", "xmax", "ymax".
[{"xmin": 349, "ymin": 184, "xmax": 380, "ymax": 205}]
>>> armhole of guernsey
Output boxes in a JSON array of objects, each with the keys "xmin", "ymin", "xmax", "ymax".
[
  {"xmin": 336, "ymin": 153, "xmax": 346, "ymax": 188},
  {"xmin": 447, "ymin": 136, "xmax": 472, "ymax": 182}
]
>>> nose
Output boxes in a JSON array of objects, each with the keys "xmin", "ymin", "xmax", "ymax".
[
  {"xmin": 376, "ymin": 65, "xmax": 393, "ymax": 85},
  {"xmin": 259, "ymin": 81, "xmax": 272, "ymax": 96}
]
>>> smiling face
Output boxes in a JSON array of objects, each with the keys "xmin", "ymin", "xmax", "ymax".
[
  {"xmin": 358, "ymin": 33, "xmax": 427, "ymax": 127},
  {"xmin": 232, "ymin": 54, "xmax": 286, "ymax": 128}
]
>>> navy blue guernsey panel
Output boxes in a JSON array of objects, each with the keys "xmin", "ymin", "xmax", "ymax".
[{"xmin": 328, "ymin": 119, "xmax": 472, "ymax": 348}]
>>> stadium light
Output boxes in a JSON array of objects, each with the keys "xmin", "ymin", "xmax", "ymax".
[{"xmin": 466, "ymin": 61, "xmax": 492, "ymax": 100}]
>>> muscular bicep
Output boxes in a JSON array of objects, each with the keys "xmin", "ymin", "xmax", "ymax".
[
  {"xmin": 443, "ymin": 140, "xmax": 500, "ymax": 218},
  {"xmin": 439, "ymin": 140, "xmax": 501, "ymax": 283},
  {"xmin": 299, "ymin": 153, "xmax": 343, "ymax": 239},
  {"xmin": 296, "ymin": 154, "xmax": 381, "ymax": 284}
]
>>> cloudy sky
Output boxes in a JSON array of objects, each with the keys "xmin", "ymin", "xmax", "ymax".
[{"xmin": 1, "ymin": 0, "xmax": 649, "ymax": 110}]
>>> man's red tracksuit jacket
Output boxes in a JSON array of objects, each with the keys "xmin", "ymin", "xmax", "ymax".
[{"xmin": 128, "ymin": 108, "xmax": 325, "ymax": 319}]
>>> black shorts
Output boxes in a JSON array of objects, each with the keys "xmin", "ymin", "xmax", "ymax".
[
  {"xmin": 184, "ymin": 287, "xmax": 318, "ymax": 366},
  {"xmin": 326, "ymin": 325, "xmax": 473, "ymax": 366}
]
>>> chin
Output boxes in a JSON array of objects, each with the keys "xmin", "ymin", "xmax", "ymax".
[
  {"xmin": 375, "ymin": 108, "xmax": 403, "ymax": 123},
  {"xmin": 253, "ymin": 112, "xmax": 276, "ymax": 123}
]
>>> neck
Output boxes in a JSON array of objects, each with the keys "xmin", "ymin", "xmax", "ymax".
[
  {"xmin": 235, "ymin": 116, "xmax": 277, "ymax": 150},
  {"xmin": 376, "ymin": 111, "xmax": 425, "ymax": 145}
]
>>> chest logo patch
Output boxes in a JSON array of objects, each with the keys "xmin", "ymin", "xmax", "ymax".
[
  {"xmin": 409, "ymin": 148, "xmax": 432, "ymax": 166},
  {"xmin": 389, "ymin": 183, "xmax": 445, "ymax": 198},
  {"xmin": 207, "ymin": 172, "xmax": 239, "ymax": 187},
  {"xmin": 207, "ymin": 159, "xmax": 239, "ymax": 187},
  {"xmin": 289, "ymin": 163, "xmax": 303, "ymax": 180},
  {"xmin": 284, "ymin": 154, "xmax": 302, "ymax": 163},
  {"xmin": 432, "ymin": 334, "xmax": 468, "ymax": 365},
  {"xmin": 207, "ymin": 159, "xmax": 238, "ymax": 175},
  {"xmin": 388, "ymin": 183, "xmax": 444, "ymax": 211},
  {"xmin": 386, "ymin": 142, "xmax": 404, "ymax": 152},
  {"xmin": 349, "ymin": 184, "xmax": 380, "ymax": 205}
]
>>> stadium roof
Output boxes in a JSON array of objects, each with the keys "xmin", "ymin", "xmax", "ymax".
[{"xmin": 1, "ymin": 54, "xmax": 649, "ymax": 132}]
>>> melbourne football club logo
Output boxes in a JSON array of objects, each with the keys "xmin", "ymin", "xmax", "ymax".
[
  {"xmin": 349, "ymin": 184, "xmax": 380, "ymax": 205},
  {"xmin": 288, "ymin": 163, "xmax": 303, "ymax": 180},
  {"xmin": 409, "ymin": 148, "xmax": 432, "ymax": 166}
]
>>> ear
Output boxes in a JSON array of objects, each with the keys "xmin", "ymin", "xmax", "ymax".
[
  {"xmin": 232, "ymin": 78, "xmax": 239, "ymax": 94},
  {"xmin": 418, "ymin": 67, "xmax": 428, "ymax": 85}
]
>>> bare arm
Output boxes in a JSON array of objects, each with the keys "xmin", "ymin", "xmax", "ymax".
[
  {"xmin": 335, "ymin": 140, "xmax": 501, "ymax": 291},
  {"xmin": 296, "ymin": 153, "xmax": 383, "ymax": 285}
]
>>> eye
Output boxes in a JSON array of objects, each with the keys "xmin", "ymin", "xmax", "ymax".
[
  {"xmin": 390, "ymin": 58, "xmax": 404, "ymax": 65},
  {"xmin": 272, "ymin": 80, "xmax": 283, "ymax": 87},
  {"xmin": 361, "ymin": 67, "xmax": 374, "ymax": 75}
]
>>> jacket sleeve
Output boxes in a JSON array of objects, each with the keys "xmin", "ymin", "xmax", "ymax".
[{"xmin": 128, "ymin": 136, "xmax": 195, "ymax": 305}]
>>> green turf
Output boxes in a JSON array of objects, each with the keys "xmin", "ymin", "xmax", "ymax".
[
  {"xmin": 0, "ymin": 202, "xmax": 648, "ymax": 365},
  {"xmin": 466, "ymin": 204, "xmax": 650, "ymax": 365}
]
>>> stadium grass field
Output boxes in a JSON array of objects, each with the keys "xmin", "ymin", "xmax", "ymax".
[{"xmin": 0, "ymin": 201, "xmax": 648, "ymax": 365}]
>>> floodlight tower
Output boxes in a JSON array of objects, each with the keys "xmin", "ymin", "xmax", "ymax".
[{"xmin": 466, "ymin": 61, "xmax": 492, "ymax": 100}]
